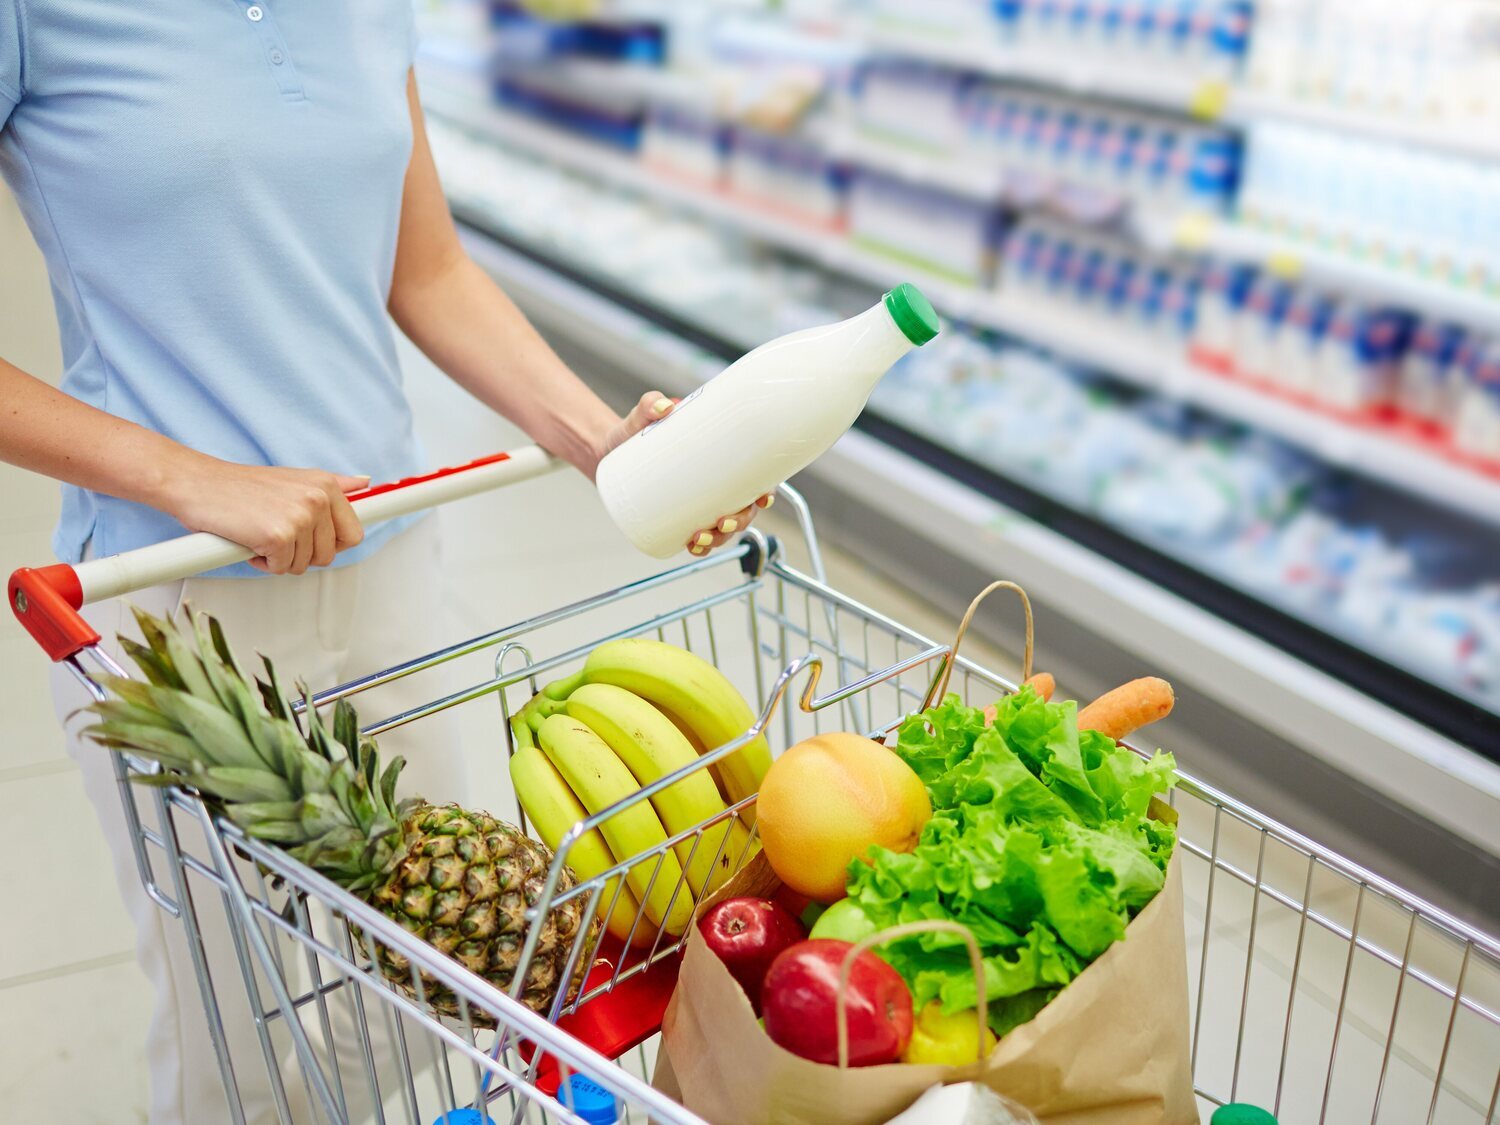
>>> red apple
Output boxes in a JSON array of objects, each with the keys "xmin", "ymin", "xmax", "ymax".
[
  {"xmin": 698, "ymin": 897, "xmax": 808, "ymax": 1012},
  {"xmin": 760, "ymin": 938, "xmax": 914, "ymax": 1066}
]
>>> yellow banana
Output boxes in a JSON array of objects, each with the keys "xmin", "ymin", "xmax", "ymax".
[
  {"xmin": 564, "ymin": 683, "xmax": 754, "ymax": 901},
  {"xmin": 536, "ymin": 713, "xmax": 694, "ymax": 937},
  {"xmin": 507, "ymin": 741, "xmax": 647, "ymax": 946},
  {"xmin": 553, "ymin": 638, "xmax": 771, "ymax": 823}
]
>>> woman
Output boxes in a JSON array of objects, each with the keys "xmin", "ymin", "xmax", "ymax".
[{"xmin": 1, "ymin": 4, "xmax": 762, "ymax": 1121}]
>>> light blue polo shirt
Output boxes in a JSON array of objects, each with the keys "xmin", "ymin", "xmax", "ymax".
[{"xmin": 1, "ymin": 0, "xmax": 425, "ymax": 576}]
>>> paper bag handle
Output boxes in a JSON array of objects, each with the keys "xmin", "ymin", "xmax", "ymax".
[
  {"xmin": 835, "ymin": 920, "xmax": 987, "ymax": 1069},
  {"xmin": 923, "ymin": 580, "xmax": 1034, "ymax": 710}
]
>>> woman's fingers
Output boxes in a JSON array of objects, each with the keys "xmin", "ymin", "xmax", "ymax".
[
  {"xmin": 722, "ymin": 502, "xmax": 758, "ymax": 535},
  {"xmin": 288, "ymin": 524, "xmax": 316, "ymax": 576},
  {"xmin": 622, "ymin": 390, "xmax": 675, "ymax": 439},
  {"xmin": 682, "ymin": 493, "xmax": 779, "ymax": 556},
  {"xmin": 309, "ymin": 514, "xmax": 337, "ymax": 570},
  {"xmin": 686, "ymin": 502, "xmax": 759, "ymax": 556},
  {"xmin": 258, "ymin": 524, "xmax": 298, "ymax": 576},
  {"xmin": 328, "ymin": 484, "xmax": 365, "ymax": 550}
]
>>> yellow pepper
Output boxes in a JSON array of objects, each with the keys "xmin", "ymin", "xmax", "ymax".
[{"xmin": 900, "ymin": 1001, "xmax": 998, "ymax": 1066}]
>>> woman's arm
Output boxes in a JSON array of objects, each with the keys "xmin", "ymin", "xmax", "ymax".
[
  {"xmin": 388, "ymin": 73, "xmax": 764, "ymax": 554},
  {"xmin": 0, "ymin": 355, "xmax": 368, "ymax": 574}
]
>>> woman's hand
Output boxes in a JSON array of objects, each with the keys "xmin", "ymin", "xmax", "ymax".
[
  {"xmin": 602, "ymin": 391, "xmax": 776, "ymax": 557},
  {"xmin": 158, "ymin": 455, "xmax": 369, "ymax": 575}
]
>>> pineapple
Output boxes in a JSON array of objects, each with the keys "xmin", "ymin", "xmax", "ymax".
[{"xmin": 84, "ymin": 605, "xmax": 596, "ymax": 1022}]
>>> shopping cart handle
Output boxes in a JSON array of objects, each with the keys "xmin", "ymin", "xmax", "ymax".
[{"xmin": 9, "ymin": 446, "xmax": 561, "ymax": 662}]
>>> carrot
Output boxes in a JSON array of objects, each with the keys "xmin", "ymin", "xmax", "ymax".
[
  {"xmin": 981, "ymin": 672, "xmax": 1057, "ymax": 725},
  {"xmin": 1077, "ymin": 677, "xmax": 1175, "ymax": 741},
  {"xmin": 1023, "ymin": 671, "xmax": 1055, "ymax": 701}
]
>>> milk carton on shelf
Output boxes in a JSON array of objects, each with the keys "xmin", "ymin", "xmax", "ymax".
[
  {"xmin": 1314, "ymin": 303, "xmax": 1415, "ymax": 416},
  {"xmin": 1453, "ymin": 341, "xmax": 1500, "ymax": 465},
  {"xmin": 1270, "ymin": 286, "xmax": 1337, "ymax": 398},
  {"xmin": 1235, "ymin": 274, "xmax": 1293, "ymax": 384},
  {"xmin": 1398, "ymin": 320, "xmax": 1470, "ymax": 430}
]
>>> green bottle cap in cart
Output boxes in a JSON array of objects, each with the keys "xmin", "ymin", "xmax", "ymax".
[
  {"xmin": 1211, "ymin": 1105, "xmax": 1277, "ymax": 1125},
  {"xmin": 884, "ymin": 283, "xmax": 940, "ymax": 346}
]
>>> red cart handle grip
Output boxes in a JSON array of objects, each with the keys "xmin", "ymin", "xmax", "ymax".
[{"xmin": 9, "ymin": 446, "xmax": 560, "ymax": 662}]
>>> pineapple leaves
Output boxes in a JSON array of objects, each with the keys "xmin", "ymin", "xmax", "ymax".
[
  {"xmin": 241, "ymin": 819, "xmax": 311, "ymax": 844},
  {"xmin": 86, "ymin": 603, "xmax": 419, "ymax": 894},
  {"xmin": 86, "ymin": 696, "xmax": 183, "ymax": 733},
  {"xmin": 198, "ymin": 767, "xmax": 294, "ymax": 803},
  {"xmin": 359, "ymin": 741, "xmax": 380, "ymax": 794},
  {"xmin": 88, "ymin": 673, "xmax": 167, "ymax": 712},
  {"xmin": 118, "ymin": 637, "xmax": 177, "ymax": 689},
  {"xmin": 329, "ymin": 763, "xmax": 361, "ymax": 826},
  {"xmin": 206, "ymin": 613, "xmax": 241, "ymax": 677},
  {"xmin": 379, "ymin": 755, "xmax": 404, "ymax": 820},
  {"xmin": 149, "ymin": 607, "xmax": 219, "ymax": 705},
  {"xmin": 333, "ymin": 699, "xmax": 361, "ymax": 760},
  {"xmin": 140, "ymin": 685, "xmax": 264, "ymax": 769},
  {"xmin": 88, "ymin": 723, "xmax": 203, "ymax": 768},
  {"xmin": 256, "ymin": 656, "xmax": 299, "ymax": 730},
  {"xmin": 305, "ymin": 710, "xmax": 341, "ymax": 765},
  {"xmin": 298, "ymin": 792, "xmax": 352, "ymax": 838},
  {"xmin": 232, "ymin": 800, "xmax": 302, "ymax": 822},
  {"xmin": 129, "ymin": 608, "xmax": 188, "ymax": 691}
]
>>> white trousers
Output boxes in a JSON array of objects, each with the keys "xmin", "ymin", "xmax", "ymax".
[{"xmin": 52, "ymin": 518, "xmax": 473, "ymax": 1125}]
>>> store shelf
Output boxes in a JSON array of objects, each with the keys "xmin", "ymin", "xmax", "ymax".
[
  {"xmin": 423, "ymin": 84, "xmax": 999, "ymax": 305},
  {"xmin": 849, "ymin": 20, "xmax": 1500, "ymax": 167},
  {"xmin": 850, "ymin": 20, "xmax": 1228, "ymax": 120},
  {"xmin": 453, "ymin": 221, "xmax": 1500, "ymax": 855},
  {"xmin": 427, "ymin": 86, "xmax": 832, "ymax": 246},
  {"xmin": 982, "ymin": 296, "xmax": 1500, "ymax": 528},
  {"xmin": 821, "ymin": 128, "xmax": 1008, "ymax": 202},
  {"xmin": 1227, "ymin": 91, "xmax": 1500, "ymax": 164},
  {"xmin": 1166, "ymin": 217, "xmax": 1500, "ymax": 335},
  {"xmin": 424, "ymin": 89, "xmax": 1500, "ymax": 525}
]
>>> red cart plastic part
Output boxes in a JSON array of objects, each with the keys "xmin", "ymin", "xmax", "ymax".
[
  {"xmin": 519, "ymin": 943, "xmax": 683, "ymax": 1097},
  {"xmin": 8, "ymin": 564, "xmax": 98, "ymax": 662},
  {"xmin": 342, "ymin": 451, "xmax": 514, "ymax": 503}
]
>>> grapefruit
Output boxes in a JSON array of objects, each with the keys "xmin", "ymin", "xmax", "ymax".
[{"xmin": 757, "ymin": 732, "xmax": 931, "ymax": 903}]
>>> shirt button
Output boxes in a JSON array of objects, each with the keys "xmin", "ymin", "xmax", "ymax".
[
  {"xmin": 246, "ymin": 5, "xmax": 264, "ymax": 20},
  {"xmin": 270, "ymin": 50, "xmax": 284, "ymax": 65}
]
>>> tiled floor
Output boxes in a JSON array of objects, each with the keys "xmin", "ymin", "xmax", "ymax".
[{"xmin": 2, "ymin": 247, "xmax": 1495, "ymax": 1121}]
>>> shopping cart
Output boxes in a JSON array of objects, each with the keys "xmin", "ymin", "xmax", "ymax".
[{"xmin": 11, "ymin": 447, "xmax": 1500, "ymax": 1125}]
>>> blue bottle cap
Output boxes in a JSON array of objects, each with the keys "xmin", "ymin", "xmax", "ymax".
[
  {"xmin": 431, "ymin": 1110, "xmax": 494, "ymax": 1125},
  {"xmin": 561, "ymin": 1073, "xmax": 619, "ymax": 1125}
]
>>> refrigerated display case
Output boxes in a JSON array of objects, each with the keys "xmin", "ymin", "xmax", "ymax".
[{"xmin": 409, "ymin": 0, "xmax": 1500, "ymax": 865}]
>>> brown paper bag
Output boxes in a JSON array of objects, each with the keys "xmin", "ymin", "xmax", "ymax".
[{"xmin": 657, "ymin": 850, "xmax": 1195, "ymax": 1125}]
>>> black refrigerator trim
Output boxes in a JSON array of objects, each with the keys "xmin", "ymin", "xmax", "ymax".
[{"xmin": 454, "ymin": 214, "xmax": 1499, "ymax": 758}]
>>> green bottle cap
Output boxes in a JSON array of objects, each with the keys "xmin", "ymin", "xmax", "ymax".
[
  {"xmin": 883, "ymin": 282, "xmax": 940, "ymax": 346},
  {"xmin": 1211, "ymin": 1106, "xmax": 1278, "ymax": 1125}
]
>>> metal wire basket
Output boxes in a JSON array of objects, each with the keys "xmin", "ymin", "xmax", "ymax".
[{"xmin": 16, "ymin": 450, "xmax": 1498, "ymax": 1124}]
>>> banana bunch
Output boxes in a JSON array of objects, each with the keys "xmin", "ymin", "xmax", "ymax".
[{"xmin": 508, "ymin": 638, "xmax": 772, "ymax": 945}]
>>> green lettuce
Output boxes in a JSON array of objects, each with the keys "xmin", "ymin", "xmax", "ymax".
[{"xmin": 845, "ymin": 687, "xmax": 1177, "ymax": 1036}]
